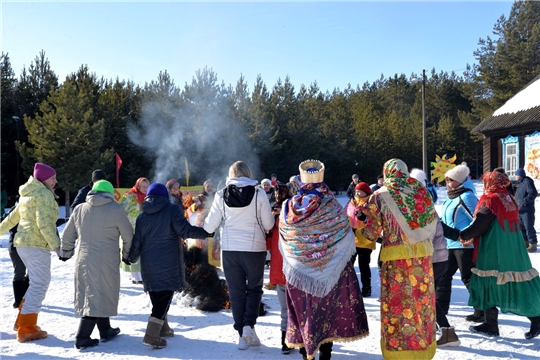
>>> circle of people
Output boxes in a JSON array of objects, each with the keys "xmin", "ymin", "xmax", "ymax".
[{"xmin": 1, "ymin": 158, "xmax": 539, "ymax": 360}]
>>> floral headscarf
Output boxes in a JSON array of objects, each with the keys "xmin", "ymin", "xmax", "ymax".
[
  {"xmin": 476, "ymin": 171, "xmax": 519, "ymax": 232},
  {"xmin": 379, "ymin": 159, "xmax": 437, "ymax": 244}
]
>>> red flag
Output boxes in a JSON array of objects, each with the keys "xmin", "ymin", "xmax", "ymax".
[{"xmin": 115, "ymin": 153, "xmax": 123, "ymax": 188}]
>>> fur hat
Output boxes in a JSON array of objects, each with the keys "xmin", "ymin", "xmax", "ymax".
[
  {"xmin": 92, "ymin": 180, "xmax": 114, "ymax": 195},
  {"xmin": 409, "ymin": 168, "xmax": 427, "ymax": 185},
  {"xmin": 445, "ymin": 164, "xmax": 470, "ymax": 184},
  {"xmin": 354, "ymin": 182, "xmax": 372, "ymax": 195},
  {"xmin": 33, "ymin": 163, "xmax": 56, "ymax": 182},
  {"xmin": 261, "ymin": 179, "xmax": 272, "ymax": 186},
  {"xmin": 147, "ymin": 183, "xmax": 169, "ymax": 199},
  {"xmin": 515, "ymin": 168, "xmax": 526, "ymax": 177},
  {"xmin": 92, "ymin": 169, "xmax": 106, "ymax": 182}
]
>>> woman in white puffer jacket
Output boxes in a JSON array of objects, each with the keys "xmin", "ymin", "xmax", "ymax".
[{"xmin": 204, "ymin": 161, "xmax": 274, "ymax": 351}]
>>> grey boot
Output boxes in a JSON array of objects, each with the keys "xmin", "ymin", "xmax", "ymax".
[
  {"xmin": 437, "ymin": 327, "xmax": 461, "ymax": 347},
  {"xmin": 143, "ymin": 317, "xmax": 167, "ymax": 348},
  {"xmin": 160, "ymin": 316, "xmax": 174, "ymax": 338},
  {"xmin": 470, "ymin": 308, "xmax": 499, "ymax": 336}
]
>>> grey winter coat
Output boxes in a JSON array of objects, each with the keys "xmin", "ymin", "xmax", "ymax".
[{"xmin": 61, "ymin": 191, "xmax": 133, "ymax": 317}]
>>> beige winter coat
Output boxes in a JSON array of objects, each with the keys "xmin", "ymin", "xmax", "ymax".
[{"xmin": 61, "ymin": 191, "xmax": 133, "ymax": 317}]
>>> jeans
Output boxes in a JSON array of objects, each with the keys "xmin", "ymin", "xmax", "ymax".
[
  {"xmin": 276, "ymin": 284, "xmax": 288, "ymax": 331},
  {"xmin": 520, "ymin": 211, "xmax": 537, "ymax": 244},
  {"xmin": 222, "ymin": 250, "xmax": 266, "ymax": 334}
]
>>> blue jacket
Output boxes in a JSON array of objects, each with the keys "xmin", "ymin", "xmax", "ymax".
[
  {"xmin": 514, "ymin": 176, "xmax": 538, "ymax": 214},
  {"xmin": 441, "ymin": 177, "xmax": 478, "ymax": 249}
]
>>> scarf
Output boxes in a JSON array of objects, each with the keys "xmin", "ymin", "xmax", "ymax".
[
  {"xmin": 279, "ymin": 182, "xmax": 356, "ymax": 297},
  {"xmin": 472, "ymin": 171, "xmax": 520, "ymax": 260},
  {"xmin": 126, "ymin": 177, "xmax": 148, "ymax": 204},
  {"xmin": 447, "ymin": 186, "xmax": 472, "ymax": 200},
  {"xmin": 378, "ymin": 159, "xmax": 438, "ymax": 244},
  {"xmin": 272, "ymin": 183, "xmax": 291, "ymax": 215}
]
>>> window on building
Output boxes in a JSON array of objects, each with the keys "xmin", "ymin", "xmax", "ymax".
[{"xmin": 505, "ymin": 143, "xmax": 517, "ymax": 177}]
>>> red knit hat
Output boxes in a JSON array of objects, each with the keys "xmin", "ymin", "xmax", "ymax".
[
  {"xmin": 354, "ymin": 182, "xmax": 372, "ymax": 195},
  {"xmin": 33, "ymin": 163, "xmax": 56, "ymax": 182}
]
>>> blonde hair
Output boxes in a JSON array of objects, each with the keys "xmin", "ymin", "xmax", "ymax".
[{"xmin": 228, "ymin": 161, "xmax": 252, "ymax": 179}]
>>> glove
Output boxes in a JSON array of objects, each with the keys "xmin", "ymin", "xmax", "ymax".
[
  {"xmin": 59, "ymin": 256, "xmax": 70, "ymax": 262},
  {"xmin": 122, "ymin": 258, "xmax": 132, "ymax": 266},
  {"xmin": 354, "ymin": 209, "xmax": 367, "ymax": 222}
]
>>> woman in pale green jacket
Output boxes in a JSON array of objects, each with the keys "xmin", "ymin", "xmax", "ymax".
[{"xmin": 0, "ymin": 163, "xmax": 60, "ymax": 343}]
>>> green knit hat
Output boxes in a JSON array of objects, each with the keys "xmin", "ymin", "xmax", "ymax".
[{"xmin": 92, "ymin": 180, "xmax": 114, "ymax": 195}]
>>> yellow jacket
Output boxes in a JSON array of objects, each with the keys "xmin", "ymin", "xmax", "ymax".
[
  {"xmin": 345, "ymin": 197, "xmax": 376, "ymax": 250},
  {"xmin": 0, "ymin": 176, "xmax": 59, "ymax": 250}
]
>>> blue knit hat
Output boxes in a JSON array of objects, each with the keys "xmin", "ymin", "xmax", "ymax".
[
  {"xmin": 146, "ymin": 183, "xmax": 169, "ymax": 199},
  {"xmin": 515, "ymin": 168, "xmax": 526, "ymax": 177}
]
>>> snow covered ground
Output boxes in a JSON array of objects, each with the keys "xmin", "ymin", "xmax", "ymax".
[{"xmin": 1, "ymin": 182, "xmax": 539, "ymax": 359}]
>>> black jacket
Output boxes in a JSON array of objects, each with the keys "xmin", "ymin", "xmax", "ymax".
[
  {"xmin": 346, "ymin": 181, "xmax": 357, "ymax": 199},
  {"xmin": 515, "ymin": 176, "xmax": 538, "ymax": 213},
  {"xmin": 70, "ymin": 184, "xmax": 92, "ymax": 212},
  {"xmin": 128, "ymin": 195, "xmax": 209, "ymax": 292}
]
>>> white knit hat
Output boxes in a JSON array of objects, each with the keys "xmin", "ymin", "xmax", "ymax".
[
  {"xmin": 410, "ymin": 168, "xmax": 427, "ymax": 186},
  {"xmin": 445, "ymin": 164, "xmax": 470, "ymax": 184}
]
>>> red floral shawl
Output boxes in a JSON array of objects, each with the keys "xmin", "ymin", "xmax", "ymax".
[{"xmin": 126, "ymin": 177, "xmax": 148, "ymax": 204}]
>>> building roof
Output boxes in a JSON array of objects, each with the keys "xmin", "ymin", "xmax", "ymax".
[{"xmin": 473, "ymin": 73, "xmax": 540, "ymax": 135}]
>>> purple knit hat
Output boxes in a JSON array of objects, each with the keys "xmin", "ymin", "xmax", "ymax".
[{"xmin": 33, "ymin": 163, "xmax": 56, "ymax": 182}]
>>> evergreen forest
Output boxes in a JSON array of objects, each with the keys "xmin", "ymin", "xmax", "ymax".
[{"xmin": 1, "ymin": 0, "xmax": 539, "ymax": 211}]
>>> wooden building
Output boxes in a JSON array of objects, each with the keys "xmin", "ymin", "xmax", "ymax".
[{"xmin": 473, "ymin": 73, "xmax": 540, "ymax": 184}]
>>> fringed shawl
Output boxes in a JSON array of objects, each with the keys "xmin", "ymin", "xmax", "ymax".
[
  {"xmin": 279, "ymin": 183, "xmax": 356, "ymax": 297},
  {"xmin": 473, "ymin": 171, "xmax": 520, "ymax": 260},
  {"xmin": 379, "ymin": 159, "xmax": 438, "ymax": 244}
]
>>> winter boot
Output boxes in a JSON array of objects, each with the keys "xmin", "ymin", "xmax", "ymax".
[
  {"xmin": 281, "ymin": 330, "xmax": 292, "ymax": 355},
  {"xmin": 437, "ymin": 327, "xmax": 461, "ymax": 347},
  {"xmin": 74, "ymin": 317, "xmax": 99, "ymax": 350},
  {"xmin": 143, "ymin": 317, "xmax": 167, "ymax": 349},
  {"xmin": 17, "ymin": 313, "xmax": 48, "ymax": 343},
  {"xmin": 12, "ymin": 278, "xmax": 29, "ymax": 309},
  {"xmin": 527, "ymin": 243, "xmax": 537, "ymax": 253},
  {"xmin": 97, "ymin": 317, "xmax": 120, "ymax": 343},
  {"xmin": 525, "ymin": 240, "xmax": 530, "ymax": 248},
  {"xmin": 13, "ymin": 299, "xmax": 24, "ymax": 331},
  {"xmin": 470, "ymin": 308, "xmax": 499, "ymax": 336},
  {"xmin": 361, "ymin": 286, "xmax": 372, "ymax": 297},
  {"xmin": 319, "ymin": 341, "xmax": 333, "ymax": 360},
  {"xmin": 159, "ymin": 315, "xmax": 174, "ymax": 338},
  {"xmin": 299, "ymin": 347, "xmax": 308, "ymax": 360},
  {"xmin": 525, "ymin": 316, "xmax": 540, "ymax": 339},
  {"xmin": 465, "ymin": 308, "xmax": 484, "ymax": 322}
]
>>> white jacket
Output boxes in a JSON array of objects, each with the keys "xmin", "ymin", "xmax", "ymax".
[{"xmin": 204, "ymin": 177, "xmax": 274, "ymax": 252}]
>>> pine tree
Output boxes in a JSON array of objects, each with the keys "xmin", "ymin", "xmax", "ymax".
[{"xmin": 16, "ymin": 66, "xmax": 113, "ymax": 214}]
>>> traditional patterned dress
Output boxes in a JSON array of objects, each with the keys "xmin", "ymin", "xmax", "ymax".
[
  {"xmin": 279, "ymin": 182, "xmax": 369, "ymax": 360},
  {"xmin": 460, "ymin": 171, "xmax": 540, "ymax": 317},
  {"xmin": 360, "ymin": 159, "xmax": 437, "ymax": 360}
]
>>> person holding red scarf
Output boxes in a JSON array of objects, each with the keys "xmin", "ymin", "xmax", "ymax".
[
  {"xmin": 120, "ymin": 177, "xmax": 149, "ymax": 283},
  {"xmin": 460, "ymin": 171, "xmax": 540, "ymax": 339}
]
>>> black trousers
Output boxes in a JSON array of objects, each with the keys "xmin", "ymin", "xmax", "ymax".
[
  {"xmin": 436, "ymin": 248, "xmax": 474, "ymax": 314},
  {"xmin": 351, "ymin": 248, "xmax": 372, "ymax": 290},
  {"xmin": 149, "ymin": 290, "xmax": 174, "ymax": 320},
  {"xmin": 520, "ymin": 211, "xmax": 537, "ymax": 244},
  {"xmin": 433, "ymin": 261, "xmax": 451, "ymax": 328},
  {"xmin": 8, "ymin": 230, "xmax": 27, "ymax": 282}
]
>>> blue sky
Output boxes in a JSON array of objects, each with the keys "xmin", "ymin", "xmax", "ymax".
[{"xmin": 2, "ymin": 1, "xmax": 513, "ymax": 93}]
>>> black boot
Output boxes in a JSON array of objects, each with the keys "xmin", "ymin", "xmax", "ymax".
[
  {"xmin": 361, "ymin": 286, "xmax": 371, "ymax": 297},
  {"xmin": 299, "ymin": 347, "xmax": 308, "ymax": 360},
  {"xmin": 12, "ymin": 279, "xmax": 29, "ymax": 309},
  {"xmin": 465, "ymin": 308, "xmax": 484, "ymax": 322},
  {"xmin": 525, "ymin": 316, "xmax": 540, "ymax": 339},
  {"xmin": 319, "ymin": 342, "xmax": 333, "ymax": 360},
  {"xmin": 97, "ymin": 317, "xmax": 120, "ymax": 342},
  {"xmin": 75, "ymin": 317, "xmax": 99, "ymax": 350},
  {"xmin": 281, "ymin": 330, "xmax": 291, "ymax": 355},
  {"xmin": 470, "ymin": 308, "xmax": 499, "ymax": 336}
]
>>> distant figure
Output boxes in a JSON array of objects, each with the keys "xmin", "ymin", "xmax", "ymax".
[
  {"xmin": 202, "ymin": 179, "xmax": 215, "ymax": 199},
  {"xmin": 70, "ymin": 169, "xmax": 107, "ymax": 212},
  {"xmin": 261, "ymin": 178, "xmax": 274, "ymax": 203},
  {"xmin": 346, "ymin": 174, "xmax": 360, "ymax": 199},
  {"xmin": 410, "ymin": 168, "xmax": 438, "ymax": 203},
  {"xmin": 460, "ymin": 171, "xmax": 540, "ymax": 339},
  {"xmin": 370, "ymin": 174, "xmax": 384, "ymax": 192},
  {"xmin": 493, "ymin": 167, "xmax": 514, "ymax": 195},
  {"xmin": 286, "ymin": 175, "xmax": 300, "ymax": 196},
  {"xmin": 271, "ymin": 173, "xmax": 278, "ymax": 187},
  {"xmin": 514, "ymin": 168, "xmax": 538, "ymax": 253},
  {"xmin": 60, "ymin": 180, "xmax": 133, "ymax": 350},
  {"xmin": 165, "ymin": 179, "xmax": 183, "ymax": 207}
]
